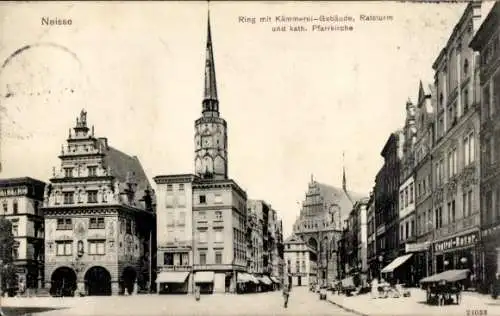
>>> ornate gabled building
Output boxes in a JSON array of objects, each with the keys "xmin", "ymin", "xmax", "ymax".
[
  {"xmin": 154, "ymin": 13, "xmax": 248, "ymax": 295},
  {"xmin": 42, "ymin": 110, "xmax": 155, "ymax": 297},
  {"xmin": 292, "ymin": 175, "xmax": 362, "ymax": 286}
]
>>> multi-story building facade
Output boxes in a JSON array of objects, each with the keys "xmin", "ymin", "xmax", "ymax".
[
  {"xmin": 470, "ymin": 1, "xmax": 500, "ymax": 291},
  {"xmin": 153, "ymin": 174, "xmax": 198, "ymax": 294},
  {"xmin": 42, "ymin": 110, "xmax": 155, "ymax": 297},
  {"xmin": 356, "ymin": 199, "xmax": 369, "ymax": 284},
  {"xmin": 154, "ymin": 15, "xmax": 249, "ymax": 295},
  {"xmin": 429, "ymin": 1, "xmax": 483, "ymax": 278},
  {"xmin": 337, "ymin": 198, "xmax": 369, "ymax": 286},
  {"xmin": 0, "ymin": 178, "xmax": 46, "ymax": 291},
  {"xmin": 284, "ymin": 234, "xmax": 317, "ymax": 287},
  {"xmin": 269, "ymin": 208, "xmax": 283, "ymax": 283},
  {"xmin": 246, "ymin": 200, "xmax": 265, "ymax": 276},
  {"xmin": 275, "ymin": 218, "xmax": 285, "ymax": 284},
  {"xmin": 292, "ymin": 175, "xmax": 361, "ymax": 286},
  {"xmin": 366, "ymin": 192, "xmax": 377, "ymax": 280},
  {"xmin": 413, "ymin": 81, "xmax": 435, "ymax": 280},
  {"xmin": 399, "ymin": 99, "xmax": 417, "ymax": 253},
  {"xmin": 374, "ymin": 131, "xmax": 404, "ymax": 274}
]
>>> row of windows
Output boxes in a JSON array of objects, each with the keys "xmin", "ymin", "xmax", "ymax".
[
  {"xmin": 419, "ymin": 191, "xmax": 474, "ymax": 233},
  {"xmin": 198, "ymin": 250, "xmax": 223, "ymax": 265},
  {"xmin": 196, "ymin": 228, "xmax": 224, "ymax": 243},
  {"xmin": 1, "ymin": 200, "xmax": 19, "ymax": 214},
  {"xmin": 63, "ymin": 166, "xmax": 98, "ymax": 178},
  {"xmin": 55, "ymin": 240, "xmax": 105, "ymax": 256},
  {"xmin": 56, "ymin": 190, "xmax": 102, "ymax": 205},
  {"xmin": 163, "ymin": 252, "xmax": 189, "ymax": 266},
  {"xmin": 434, "ymin": 132, "xmax": 475, "ymax": 186},
  {"xmin": 196, "ymin": 210, "xmax": 223, "ymax": 221},
  {"xmin": 166, "ymin": 183, "xmax": 185, "ymax": 192},
  {"xmin": 483, "ymin": 188, "xmax": 500, "ymax": 224},
  {"xmin": 400, "ymin": 218, "xmax": 415, "ymax": 241},
  {"xmin": 56, "ymin": 217, "xmax": 106, "ymax": 230},
  {"xmin": 482, "ymin": 73, "xmax": 500, "ymax": 120},
  {"xmin": 399, "ymin": 182, "xmax": 414, "ymax": 210},
  {"xmin": 56, "ymin": 217, "xmax": 132, "ymax": 233}
]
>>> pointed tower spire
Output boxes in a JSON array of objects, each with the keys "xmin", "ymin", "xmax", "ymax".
[
  {"xmin": 342, "ymin": 151, "xmax": 353, "ymax": 205},
  {"xmin": 202, "ymin": 7, "xmax": 219, "ymax": 115}
]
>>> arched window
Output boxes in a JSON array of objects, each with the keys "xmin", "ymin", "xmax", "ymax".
[{"xmin": 464, "ymin": 59, "xmax": 469, "ymax": 76}]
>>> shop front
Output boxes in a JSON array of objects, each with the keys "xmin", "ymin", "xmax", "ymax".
[
  {"xmin": 432, "ymin": 230, "xmax": 479, "ymax": 289},
  {"xmin": 194, "ymin": 271, "xmax": 214, "ymax": 294},
  {"xmin": 156, "ymin": 271, "xmax": 191, "ymax": 294},
  {"xmin": 481, "ymin": 223, "xmax": 500, "ymax": 293},
  {"xmin": 405, "ymin": 242, "xmax": 431, "ymax": 285}
]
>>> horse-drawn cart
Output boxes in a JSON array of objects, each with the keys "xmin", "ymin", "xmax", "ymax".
[{"xmin": 419, "ymin": 269, "xmax": 469, "ymax": 306}]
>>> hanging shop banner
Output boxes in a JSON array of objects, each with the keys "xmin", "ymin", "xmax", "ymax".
[{"xmin": 433, "ymin": 231, "xmax": 478, "ymax": 252}]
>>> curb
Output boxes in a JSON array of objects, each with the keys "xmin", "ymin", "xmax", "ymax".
[{"xmin": 327, "ymin": 297, "xmax": 370, "ymax": 316}]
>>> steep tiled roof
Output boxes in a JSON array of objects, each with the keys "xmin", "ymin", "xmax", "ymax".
[
  {"xmin": 103, "ymin": 144, "xmax": 152, "ymax": 208},
  {"xmin": 316, "ymin": 182, "xmax": 364, "ymax": 224}
]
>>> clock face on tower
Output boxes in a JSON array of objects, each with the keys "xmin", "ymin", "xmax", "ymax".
[{"xmin": 201, "ymin": 136, "xmax": 212, "ymax": 147}]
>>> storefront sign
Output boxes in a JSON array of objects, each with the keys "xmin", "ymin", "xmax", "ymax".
[
  {"xmin": 405, "ymin": 242, "xmax": 429, "ymax": 253},
  {"xmin": 434, "ymin": 231, "xmax": 478, "ymax": 252}
]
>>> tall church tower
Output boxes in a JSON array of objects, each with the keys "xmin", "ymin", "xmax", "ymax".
[{"xmin": 194, "ymin": 13, "xmax": 228, "ymax": 180}]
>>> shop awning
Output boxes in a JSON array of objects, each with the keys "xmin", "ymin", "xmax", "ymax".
[
  {"xmin": 237, "ymin": 273, "xmax": 252, "ymax": 283},
  {"xmin": 155, "ymin": 271, "xmax": 190, "ymax": 283},
  {"xmin": 194, "ymin": 271, "xmax": 215, "ymax": 283},
  {"xmin": 341, "ymin": 277, "xmax": 355, "ymax": 289},
  {"xmin": 248, "ymin": 274, "xmax": 259, "ymax": 284},
  {"xmin": 381, "ymin": 254, "xmax": 413, "ymax": 273},
  {"xmin": 420, "ymin": 269, "xmax": 470, "ymax": 284},
  {"xmin": 270, "ymin": 276, "xmax": 280, "ymax": 283},
  {"xmin": 261, "ymin": 276, "xmax": 273, "ymax": 285}
]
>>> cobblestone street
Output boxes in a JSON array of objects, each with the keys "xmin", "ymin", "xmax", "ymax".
[{"xmin": 1, "ymin": 287, "xmax": 355, "ymax": 316}]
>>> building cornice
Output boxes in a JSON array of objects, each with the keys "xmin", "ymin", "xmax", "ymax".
[
  {"xmin": 193, "ymin": 178, "xmax": 247, "ymax": 199},
  {"xmin": 49, "ymin": 175, "xmax": 114, "ymax": 183},
  {"xmin": 153, "ymin": 174, "xmax": 199, "ymax": 184}
]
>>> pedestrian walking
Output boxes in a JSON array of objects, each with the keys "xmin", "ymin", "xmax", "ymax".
[
  {"xmin": 195, "ymin": 285, "xmax": 201, "ymax": 301},
  {"xmin": 282, "ymin": 283, "xmax": 290, "ymax": 308}
]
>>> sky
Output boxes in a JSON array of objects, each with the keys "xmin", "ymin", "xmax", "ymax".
[{"xmin": 0, "ymin": 1, "xmax": 493, "ymax": 238}]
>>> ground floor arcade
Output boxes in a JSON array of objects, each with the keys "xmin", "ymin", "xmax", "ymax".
[{"xmin": 46, "ymin": 265, "xmax": 142, "ymax": 297}]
